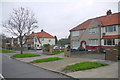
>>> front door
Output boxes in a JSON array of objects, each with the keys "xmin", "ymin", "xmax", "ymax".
[{"xmin": 80, "ymin": 41, "xmax": 86, "ymax": 49}]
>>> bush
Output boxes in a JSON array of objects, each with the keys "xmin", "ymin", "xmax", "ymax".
[{"xmin": 43, "ymin": 44, "xmax": 50, "ymax": 52}]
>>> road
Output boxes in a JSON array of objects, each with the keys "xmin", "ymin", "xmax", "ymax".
[{"xmin": 2, "ymin": 54, "xmax": 73, "ymax": 79}]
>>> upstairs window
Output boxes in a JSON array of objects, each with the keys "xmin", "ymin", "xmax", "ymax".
[
  {"xmin": 71, "ymin": 31, "xmax": 80, "ymax": 36},
  {"xmin": 105, "ymin": 26, "xmax": 116, "ymax": 32},
  {"xmin": 89, "ymin": 28, "xmax": 98, "ymax": 34},
  {"xmin": 34, "ymin": 38, "xmax": 37, "ymax": 42}
]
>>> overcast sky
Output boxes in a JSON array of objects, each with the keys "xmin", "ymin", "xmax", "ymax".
[{"xmin": 1, "ymin": 0, "xmax": 119, "ymax": 39}]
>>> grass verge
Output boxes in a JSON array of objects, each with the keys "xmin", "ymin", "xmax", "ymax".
[
  {"xmin": 51, "ymin": 51, "xmax": 64, "ymax": 55},
  {"xmin": 30, "ymin": 57, "xmax": 63, "ymax": 63},
  {"xmin": 0, "ymin": 49, "xmax": 16, "ymax": 53},
  {"xmin": 11, "ymin": 53, "xmax": 41, "ymax": 58},
  {"xmin": 63, "ymin": 62, "xmax": 108, "ymax": 72}
]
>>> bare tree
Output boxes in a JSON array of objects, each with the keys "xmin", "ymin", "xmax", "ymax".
[{"xmin": 3, "ymin": 7, "xmax": 38, "ymax": 54}]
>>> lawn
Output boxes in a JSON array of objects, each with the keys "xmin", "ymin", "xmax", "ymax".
[
  {"xmin": 51, "ymin": 51, "xmax": 64, "ymax": 55},
  {"xmin": 0, "ymin": 49, "xmax": 16, "ymax": 53},
  {"xmin": 30, "ymin": 57, "xmax": 63, "ymax": 63},
  {"xmin": 63, "ymin": 62, "xmax": 108, "ymax": 72},
  {"xmin": 11, "ymin": 53, "xmax": 41, "ymax": 58}
]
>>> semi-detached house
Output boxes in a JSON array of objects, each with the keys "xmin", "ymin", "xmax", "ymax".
[
  {"xmin": 70, "ymin": 10, "xmax": 120, "ymax": 50},
  {"xmin": 24, "ymin": 30, "xmax": 55, "ymax": 49}
]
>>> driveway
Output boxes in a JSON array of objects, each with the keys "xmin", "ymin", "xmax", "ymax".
[{"xmin": 2, "ymin": 54, "xmax": 73, "ymax": 78}]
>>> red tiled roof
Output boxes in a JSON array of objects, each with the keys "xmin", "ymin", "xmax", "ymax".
[
  {"xmin": 70, "ymin": 12, "xmax": 120, "ymax": 31},
  {"xmin": 102, "ymin": 35, "xmax": 120, "ymax": 39},
  {"xmin": 25, "ymin": 42, "xmax": 33, "ymax": 44},
  {"xmin": 26, "ymin": 31, "xmax": 55, "ymax": 39}
]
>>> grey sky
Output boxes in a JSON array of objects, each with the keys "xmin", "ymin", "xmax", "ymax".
[{"xmin": 1, "ymin": 0, "xmax": 119, "ymax": 39}]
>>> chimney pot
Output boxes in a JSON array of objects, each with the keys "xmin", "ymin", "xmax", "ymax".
[
  {"xmin": 41, "ymin": 29, "xmax": 44, "ymax": 32},
  {"xmin": 106, "ymin": 10, "xmax": 112, "ymax": 15}
]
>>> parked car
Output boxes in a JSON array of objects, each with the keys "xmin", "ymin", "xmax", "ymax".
[
  {"xmin": 71, "ymin": 47, "xmax": 86, "ymax": 52},
  {"xmin": 77, "ymin": 47, "xmax": 86, "ymax": 51}
]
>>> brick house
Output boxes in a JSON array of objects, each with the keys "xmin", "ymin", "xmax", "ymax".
[
  {"xmin": 70, "ymin": 10, "xmax": 120, "ymax": 50},
  {"xmin": 23, "ymin": 30, "xmax": 55, "ymax": 49}
]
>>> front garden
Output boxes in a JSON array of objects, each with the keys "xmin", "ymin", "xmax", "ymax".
[
  {"xmin": 62, "ymin": 61, "xmax": 109, "ymax": 72},
  {"xmin": 0, "ymin": 49, "xmax": 16, "ymax": 53},
  {"xmin": 30, "ymin": 57, "xmax": 63, "ymax": 63},
  {"xmin": 11, "ymin": 53, "xmax": 41, "ymax": 58},
  {"xmin": 51, "ymin": 51, "xmax": 64, "ymax": 55}
]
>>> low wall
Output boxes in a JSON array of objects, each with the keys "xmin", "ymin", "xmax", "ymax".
[{"xmin": 105, "ymin": 49, "xmax": 118, "ymax": 61}]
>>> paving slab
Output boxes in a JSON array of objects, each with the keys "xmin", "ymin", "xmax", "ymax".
[
  {"xmin": 33, "ymin": 58, "xmax": 92, "ymax": 72},
  {"xmin": 14, "ymin": 52, "xmax": 118, "ymax": 78}
]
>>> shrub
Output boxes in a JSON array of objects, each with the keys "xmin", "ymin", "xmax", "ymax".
[{"xmin": 43, "ymin": 44, "xmax": 51, "ymax": 52}]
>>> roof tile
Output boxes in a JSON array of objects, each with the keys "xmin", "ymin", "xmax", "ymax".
[{"xmin": 70, "ymin": 12, "xmax": 120, "ymax": 31}]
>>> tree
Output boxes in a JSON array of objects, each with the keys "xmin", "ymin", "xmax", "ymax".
[
  {"xmin": 3, "ymin": 7, "xmax": 38, "ymax": 54},
  {"xmin": 54, "ymin": 36, "xmax": 58, "ymax": 44}
]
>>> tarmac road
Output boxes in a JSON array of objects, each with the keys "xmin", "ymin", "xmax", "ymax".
[{"xmin": 2, "ymin": 54, "xmax": 73, "ymax": 79}]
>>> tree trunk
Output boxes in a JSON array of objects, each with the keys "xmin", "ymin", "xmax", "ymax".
[{"xmin": 19, "ymin": 36, "xmax": 23, "ymax": 54}]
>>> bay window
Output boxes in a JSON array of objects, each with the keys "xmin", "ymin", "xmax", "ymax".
[
  {"xmin": 105, "ymin": 26, "xmax": 116, "ymax": 32},
  {"xmin": 104, "ymin": 39, "xmax": 115, "ymax": 45}
]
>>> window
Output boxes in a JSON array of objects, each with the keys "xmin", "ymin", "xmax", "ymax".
[
  {"xmin": 35, "ymin": 38, "xmax": 37, "ymax": 42},
  {"xmin": 34, "ymin": 44, "xmax": 36, "ymax": 47},
  {"xmin": 72, "ymin": 41, "xmax": 79, "ymax": 49},
  {"xmin": 104, "ymin": 39, "xmax": 115, "ymax": 45},
  {"xmin": 89, "ymin": 28, "xmax": 98, "ymax": 34},
  {"xmin": 89, "ymin": 39, "xmax": 98, "ymax": 46},
  {"xmin": 105, "ymin": 26, "xmax": 116, "ymax": 32},
  {"xmin": 71, "ymin": 31, "xmax": 80, "ymax": 36}
]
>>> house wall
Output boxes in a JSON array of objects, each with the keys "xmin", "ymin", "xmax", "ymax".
[
  {"xmin": 34, "ymin": 37, "xmax": 41, "ymax": 49},
  {"xmin": 40, "ymin": 38, "xmax": 55, "ymax": 46},
  {"xmin": 70, "ymin": 20, "xmax": 101, "ymax": 50}
]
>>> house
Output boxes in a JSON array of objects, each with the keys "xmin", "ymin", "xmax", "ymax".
[
  {"xmin": 70, "ymin": 10, "xmax": 120, "ymax": 50},
  {"xmin": 2, "ymin": 37, "xmax": 18, "ymax": 49},
  {"xmin": 24, "ymin": 29, "xmax": 55, "ymax": 49}
]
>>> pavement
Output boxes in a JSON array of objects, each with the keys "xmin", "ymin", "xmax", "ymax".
[{"xmin": 3, "ymin": 51, "xmax": 119, "ymax": 78}]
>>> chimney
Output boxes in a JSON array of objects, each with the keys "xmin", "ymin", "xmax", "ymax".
[
  {"xmin": 106, "ymin": 10, "xmax": 112, "ymax": 15},
  {"xmin": 41, "ymin": 29, "xmax": 44, "ymax": 32}
]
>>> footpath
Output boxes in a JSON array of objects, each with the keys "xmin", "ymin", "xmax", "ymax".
[{"xmin": 15, "ymin": 53, "xmax": 118, "ymax": 78}]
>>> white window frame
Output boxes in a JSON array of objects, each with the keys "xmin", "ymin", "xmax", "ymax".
[
  {"xmin": 71, "ymin": 31, "xmax": 80, "ymax": 36},
  {"xmin": 104, "ymin": 39, "xmax": 115, "ymax": 46},
  {"xmin": 72, "ymin": 41, "xmax": 80, "ymax": 49},
  {"xmin": 105, "ymin": 26, "xmax": 116, "ymax": 32},
  {"xmin": 89, "ymin": 28, "xmax": 98, "ymax": 34},
  {"xmin": 89, "ymin": 39, "xmax": 98, "ymax": 46}
]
